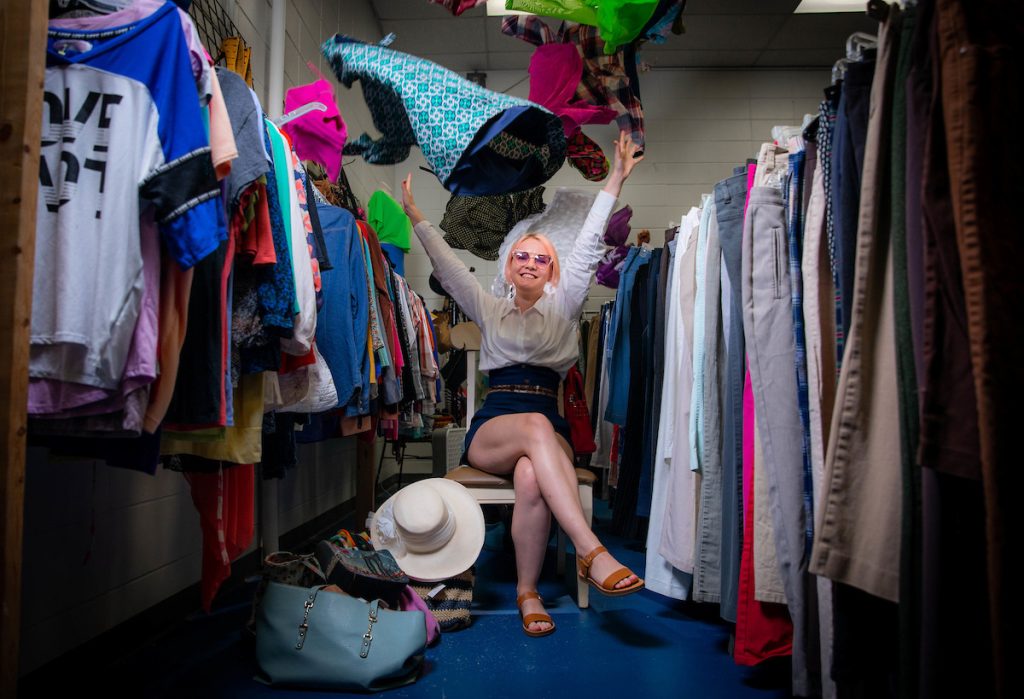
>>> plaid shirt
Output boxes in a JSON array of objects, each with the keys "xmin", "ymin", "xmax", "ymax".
[{"xmin": 502, "ymin": 16, "xmax": 645, "ymax": 148}]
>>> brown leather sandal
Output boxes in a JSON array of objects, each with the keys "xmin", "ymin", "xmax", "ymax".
[
  {"xmin": 516, "ymin": 591, "xmax": 555, "ymax": 637},
  {"xmin": 577, "ymin": 545, "xmax": 645, "ymax": 597}
]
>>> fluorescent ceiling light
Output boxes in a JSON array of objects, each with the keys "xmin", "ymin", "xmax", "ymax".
[
  {"xmin": 486, "ymin": 0, "xmax": 531, "ymax": 16},
  {"xmin": 794, "ymin": 0, "xmax": 864, "ymax": 12}
]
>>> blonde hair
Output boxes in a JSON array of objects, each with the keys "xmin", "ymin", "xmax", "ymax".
[{"xmin": 505, "ymin": 232, "xmax": 561, "ymax": 287}]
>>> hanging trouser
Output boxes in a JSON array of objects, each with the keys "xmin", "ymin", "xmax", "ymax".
[{"xmin": 742, "ymin": 183, "xmax": 812, "ymax": 695}]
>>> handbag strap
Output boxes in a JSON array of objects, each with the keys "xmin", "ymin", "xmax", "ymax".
[
  {"xmin": 295, "ymin": 587, "xmax": 321, "ymax": 650},
  {"xmin": 360, "ymin": 599, "xmax": 381, "ymax": 659},
  {"xmin": 294, "ymin": 587, "xmax": 383, "ymax": 659}
]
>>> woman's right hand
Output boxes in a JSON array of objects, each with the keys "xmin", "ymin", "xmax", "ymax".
[{"xmin": 401, "ymin": 173, "xmax": 425, "ymax": 226}]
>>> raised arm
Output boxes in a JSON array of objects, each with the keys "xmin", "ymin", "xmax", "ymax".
[
  {"xmin": 559, "ymin": 133, "xmax": 644, "ymax": 317},
  {"xmin": 402, "ymin": 174, "xmax": 496, "ymax": 325}
]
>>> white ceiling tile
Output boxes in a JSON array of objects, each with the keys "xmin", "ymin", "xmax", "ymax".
[
  {"xmin": 768, "ymin": 13, "xmax": 879, "ymax": 49},
  {"xmin": 754, "ymin": 48, "xmax": 844, "ymax": 67},
  {"xmin": 667, "ymin": 14, "xmax": 789, "ymax": 51},
  {"xmin": 684, "ymin": 0, "xmax": 799, "ymax": 15},
  {"xmin": 643, "ymin": 50, "xmax": 763, "ymax": 68}
]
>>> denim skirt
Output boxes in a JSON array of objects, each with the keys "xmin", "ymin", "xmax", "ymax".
[{"xmin": 461, "ymin": 364, "xmax": 572, "ymax": 466}]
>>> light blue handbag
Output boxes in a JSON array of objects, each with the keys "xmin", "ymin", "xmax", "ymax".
[{"xmin": 255, "ymin": 581, "xmax": 427, "ymax": 691}]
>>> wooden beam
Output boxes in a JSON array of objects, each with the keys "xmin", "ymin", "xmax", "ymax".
[
  {"xmin": 0, "ymin": 0, "xmax": 47, "ymax": 692},
  {"xmin": 355, "ymin": 437, "xmax": 376, "ymax": 533}
]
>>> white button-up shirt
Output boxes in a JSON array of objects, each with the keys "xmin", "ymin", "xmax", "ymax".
[{"xmin": 414, "ymin": 191, "xmax": 617, "ymax": 377}]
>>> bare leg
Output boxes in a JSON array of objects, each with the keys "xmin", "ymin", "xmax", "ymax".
[
  {"xmin": 468, "ymin": 413, "xmax": 639, "ymax": 590},
  {"xmin": 512, "ymin": 456, "xmax": 552, "ymax": 633}
]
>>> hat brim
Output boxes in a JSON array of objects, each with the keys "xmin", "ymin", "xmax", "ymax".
[{"xmin": 371, "ymin": 478, "xmax": 485, "ymax": 583}]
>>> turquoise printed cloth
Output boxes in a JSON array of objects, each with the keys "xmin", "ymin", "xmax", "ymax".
[{"xmin": 322, "ymin": 35, "xmax": 565, "ymax": 195}]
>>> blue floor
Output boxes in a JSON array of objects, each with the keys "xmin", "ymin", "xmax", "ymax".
[{"xmin": 30, "ymin": 502, "xmax": 792, "ymax": 698}]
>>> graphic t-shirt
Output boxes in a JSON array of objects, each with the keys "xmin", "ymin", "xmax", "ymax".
[{"xmin": 33, "ymin": 3, "xmax": 222, "ymax": 390}]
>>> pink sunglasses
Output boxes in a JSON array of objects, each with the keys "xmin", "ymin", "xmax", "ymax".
[{"xmin": 512, "ymin": 250, "xmax": 553, "ymax": 267}]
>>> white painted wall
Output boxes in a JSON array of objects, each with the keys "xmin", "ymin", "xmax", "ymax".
[{"xmin": 19, "ymin": 0, "xmax": 388, "ymax": 675}]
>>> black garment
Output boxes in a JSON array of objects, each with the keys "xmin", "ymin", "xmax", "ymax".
[
  {"xmin": 304, "ymin": 170, "xmax": 333, "ymax": 271},
  {"xmin": 831, "ymin": 56, "xmax": 875, "ymax": 344},
  {"xmin": 636, "ymin": 247, "xmax": 662, "ymax": 519},
  {"xmin": 259, "ymin": 413, "xmax": 300, "ymax": 480},
  {"xmin": 164, "ymin": 238, "xmax": 228, "ymax": 426},
  {"xmin": 832, "ymin": 584, "xmax": 899, "ymax": 699}
]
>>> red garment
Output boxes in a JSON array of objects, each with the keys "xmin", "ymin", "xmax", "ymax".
[
  {"xmin": 733, "ymin": 349, "xmax": 793, "ymax": 665},
  {"xmin": 186, "ymin": 463, "xmax": 255, "ymax": 612},
  {"xmin": 236, "ymin": 182, "xmax": 277, "ymax": 265},
  {"xmin": 280, "ymin": 346, "xmax": 317, "ymax": 373}
]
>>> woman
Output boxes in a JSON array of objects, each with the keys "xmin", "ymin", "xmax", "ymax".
[{"xmin": 401, "ymin": 132, "xmax": 644, "ymax": 638}]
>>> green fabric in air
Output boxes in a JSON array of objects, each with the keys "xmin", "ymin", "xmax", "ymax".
[{"xmin": 505, "ymin": 0, "xmax": 659, "ymax": 54}]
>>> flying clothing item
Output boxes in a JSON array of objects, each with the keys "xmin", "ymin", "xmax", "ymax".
[
  {"xmin": 567, "ymin": 131, "xmax": 610, "ymax": 181},
  {"xmin": 321, "ymin": 34, "xmax": 566, "ymax": 195},
  {"xmin": 506, "ymin": 0, "xmax": 660, "ymax": 54},
  {"xmin": 502, "ymin": 15, "xmax": 645, "ymax": 150},
  {"xmin": 439, "ymin": 187, "xmax": 547, "ymax": 261},
  {"xmin": 429, "ymin": 0, "xmax": 487, "ymax": 15}
]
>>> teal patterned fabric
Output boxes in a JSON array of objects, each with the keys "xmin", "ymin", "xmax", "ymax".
[{"xmin": 322, "ymin": 35, "xmax": 565, "ymax": 194}]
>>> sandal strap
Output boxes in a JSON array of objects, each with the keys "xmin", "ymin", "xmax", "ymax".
[
  {"xmin": 600, "ymin": 566, "xmax": 634, "ymax": 590},
  {"xmin": 517, "ymin": 591, "xmax": 542, "ymax": 606},
  {"xmin": 577, "ymin": 545, "xmax": 608, "ymax": 573},
  {"xmin": 521, "ymin": 612, "xmax": 553, "ymax": 626}
]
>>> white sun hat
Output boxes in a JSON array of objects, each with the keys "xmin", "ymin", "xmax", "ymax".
[{"xmin": 370, "ymin": 478, "xmax": 485, "ymax": 582}]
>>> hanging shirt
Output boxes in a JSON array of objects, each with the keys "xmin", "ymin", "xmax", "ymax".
[
  {"xmin": 34, "ymin": 3, "xmax": 221, "ymax": 390},
  {"xmin": 414, "ymin": 191, "xmax": 616, "ymax": 378}
]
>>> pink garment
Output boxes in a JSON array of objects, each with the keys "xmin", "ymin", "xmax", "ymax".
[
  {"xmin": 398, "ymin": 586, "xmax": 441, "ymax": 645},
  {"xmin": 430, "ymin": 0, "xmax": 486, "ymax": 16},
  {"xmin": 280, "ymin": 71, "xmax": 347, "ymax": 182},
  {"xmin": 528, "ymin": 44, "xmax": 617, "ymax": 137}
]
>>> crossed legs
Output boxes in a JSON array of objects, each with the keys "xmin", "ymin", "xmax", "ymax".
[{"xmin": 467, "ymin": 412, "xmax": 641, "ymax": 632}]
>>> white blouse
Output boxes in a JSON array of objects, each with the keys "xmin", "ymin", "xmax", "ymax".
[{"xmin": 413, "ymin": 190, "xmax": 617, "ymax": 377}]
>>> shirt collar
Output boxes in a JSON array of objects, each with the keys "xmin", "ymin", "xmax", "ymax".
[{"xmin": 501, "ymin": 293, "xmax": 549, "ymax": 319}]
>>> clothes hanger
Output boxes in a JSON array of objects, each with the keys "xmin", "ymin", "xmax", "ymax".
[
  {"xmin": 49, "ymin": 0, "xmax": 131, "ymax": 16},
  {"xmin": 846, "ymin": 31, "xmax": 878, "ymax": 62},
  {"xmin": 274, "ymin": 102, "xmax": 328, "ymax": 127},
  {"xmin": 832, "ymin": 57, "xmax": 851, "ymax": 84}
]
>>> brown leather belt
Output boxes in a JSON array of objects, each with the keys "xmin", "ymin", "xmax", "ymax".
[{"xmin": 488, "ymin": 384, "xmax": 557, "ymax": 398}]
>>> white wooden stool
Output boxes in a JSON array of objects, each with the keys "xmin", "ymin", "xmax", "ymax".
[{"xmin": 444, "ymin": 464, "xmax": 597, "ymax": 608}]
